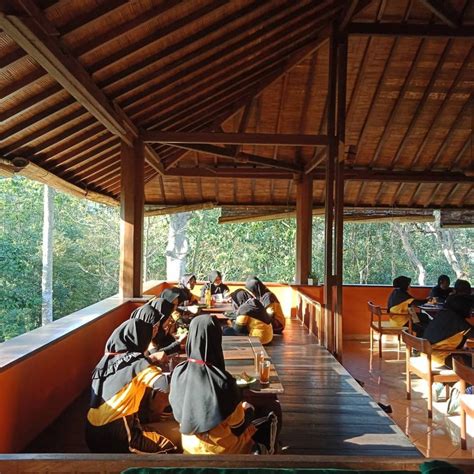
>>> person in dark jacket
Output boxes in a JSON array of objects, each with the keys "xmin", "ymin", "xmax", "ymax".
[
  {"xmin": 387, "ymin": 276, "xmax": 428, "ymax": 328},
  {"xmin": 245, "ymin": 276, "xmax": 285, "ymax": 334},
  {"xmin": 177, "ymin": 274, "xmax": 199, "ymax": 304},
  {"xmin": 85, "ymin": 319, "xmax": 177, "ymax": 453},
  {"xmin": 200, "ymin": 270, "xmax": 230, "ymax": 297},
  {"xmin": 424, "ymin": 294, "xmax": 474, "ymax": 368},
  {"xmin": 429, "ymin": 275, "xmax": 451, "ymax": 303}
]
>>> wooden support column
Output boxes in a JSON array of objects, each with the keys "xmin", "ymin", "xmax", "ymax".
[
  {"xmin": 324, "ymin": 28, "xmax": 347, "ymax": 358},
  {"xmin": 295, "ymin": 175, "xmax": 313, "ymax": 284},
  {"xmin": 324, "ymin": 29, "xmax": 338, "ymax": 353},
  {"xmin": 334, "ymin": 33, "xmax": 347, "ymax": 361},
  {"xmin": 119, "ymin": 140, "xmax": 145, "ymax": 298}
]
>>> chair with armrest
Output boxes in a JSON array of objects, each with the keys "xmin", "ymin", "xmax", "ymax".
[
  {"xmin": 368, "ymin": 302, "xmax": 411, "ymax": 358},
  {"xmin": 453, "ymin": 355, "xmax": 474, "ymax": 449},
  {"xmin": 402, "ymin": 329, "xmax": 459, "ymax": 418}
]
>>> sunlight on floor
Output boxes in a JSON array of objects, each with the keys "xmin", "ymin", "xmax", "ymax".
[{"xmin": 344, "ymin": 338, "xmax": 474, "ymax": 459}]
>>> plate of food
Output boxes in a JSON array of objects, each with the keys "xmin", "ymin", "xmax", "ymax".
[{"xmin": 235, "ymin": 371, "xmax": 256, "ymax": 387}]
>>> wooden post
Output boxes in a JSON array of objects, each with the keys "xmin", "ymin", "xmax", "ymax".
[
  {"xmin": 334, "ymin": 33, "xmax": 348, "ymax": 361},
  {"xmin": 119, "ymin": 140, "xmax": 144, "ymax": 298},
  {"xmin": 324, "ymin": 29, "xmax": 338, "ymax": 353},
  {"xmin": 295, "ymin": 175, "xmax": 313, "ymax": 284}
]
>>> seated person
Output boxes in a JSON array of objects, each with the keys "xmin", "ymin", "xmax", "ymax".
[
  {"xmin": 85, "ymin": 319, "xmax": 177, "ymax": 453},
  {"xmin": 429, "ymin": 274, "xmax": 451, "ymax": 303},
  {"xmin": 224, "ymin": 289, "xmax": 273, "ymax": 345},
  {"xmin": 177, "ymin": 274, "xmax": 199, "ymax": 304},
  {"xmin": 200, "ymin": 270, "xmax": 230, "ymax": 297},
  {"xmin": 131, "ymin": 299, "xmax": 186, "ymax": 357},
  {"xmin": 169, "ymin": 315, "xmax": 278, "ymax": 454},
  {"xmin": 424, "ymin": 291, "xmax": 474, "ymax": 368},
  {"xmin": 387, "ymin": 276, "xmax": 428, "ymax": 328},
  {"xmin": 245, "ymin": 276, "xmax": 285, "ymax": 334},
  {"xmin": 160, "ymin": 287, "xmax": 187, "ymax": 323},
  {"xmin": 452, "ymin": 279, "xmax": 474, "ymax": 304}
]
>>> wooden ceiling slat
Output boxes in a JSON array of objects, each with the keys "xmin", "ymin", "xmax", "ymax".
[
  {"xmin": 43, "ymin": 133, "xmax": 113, "ymax": 165},
  {"xmin": 161, "ymin": 31, "xmax": 335, "ymax": 169},
  {"xmin": 368, "ymin": 38, "xmax": 427, "ymax": 167},
  {"xmin": 89, "ymin": 0, "xmax": 227, "ymax": 77},
  {"xmin": 456, "ymin": 186, "xmax": 473, "ymax": 206},
  {"xmin": 62, "ymin": 153, "xmax": 119, "ymax": 182},
  {"xmin": 0, "ymin": 4, "xmax": 129, "ymax": 138},
  {"xmin": 348, "ymin": 23, "xmax": 474, "ymax": 38},
  {"xmin": 51, "ymin": 142, "xmax": 120, "ymax": 175},
  {"xmin": 131, "ymin": 8, "xmax": 332, "ymax": 126},
  {"xmin": 407, "ymin": 183, "xmax": 423, "ymax": 207},
  {"xmin": 396, "ymin": 44, "xmax": 472, "ymax": 169},
  {"xmin": 2, "ymin": 115, "xmax": 97, "ymax": 157},
  {"xmin": 81, "ymin": 159, "xmax": 121, "ymax": 186},
  {"xmin": 391, "ymin": 182, "xmax": 405, "ymax": 206},
  {"xmin": 1, "ymin": 102, "xmax": 83, "ymax": 144},
  {"xmin": 105, "ymin": 0, "xmax": 273, "ymax": 98},
  {"xmin": 272, "ymin": 74, "xmax": 290, "ymax": 160},
  {"xmin": 418, "ymin": 0, "xmax": 460, "ymax": 28},
  {"xmin": 441, "ymin": 182, "xmax": 460, "ymax": 206},
  {"xmin": 450, "ymin": 136, "xmax": 471, "ymax": 170},
  {"xmin": 374, "ymin": 182, "xmax": 385, "ymax": 205},
  {"xmin": 143, "ymin": 33, "xmax": 323, "ymax": 134},
  {"xmin": 1, "ymin": 69, "xmax": 46, "ymax": 100},
  {"xmin": 425, "ymin": 97, "xmax": 472, "ymax": 169},
  {"xmin": 426, "ymin": 183, "xmax": 443, "ymax": 207},
  {"xmin": 387, "ymin": 39, "xmax": 453, "ymax": 168}
]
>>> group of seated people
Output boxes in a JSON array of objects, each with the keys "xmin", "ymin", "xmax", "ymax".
[
  {"xmin": 387, "ymin": 274, "xmax": 474, "ymax": 368},
  {"xmin": 85, "ymin": 272, "xmax": 283, "ymax": 455}
]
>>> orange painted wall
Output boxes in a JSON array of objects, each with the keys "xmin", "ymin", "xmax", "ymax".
[
  {"xmin": 292, "ymin": 284, "xmax": 430, "ymax": 337},
  {"xmin": 0, "ymin": 301, "xmax": 140, "ymax": 453}
]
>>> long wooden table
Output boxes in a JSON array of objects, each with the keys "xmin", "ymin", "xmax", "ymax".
[{"xmin": 222, "ymin": 336, "xmax": 283, "ymax": 394}]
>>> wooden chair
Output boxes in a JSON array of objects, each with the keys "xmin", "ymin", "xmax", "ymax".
[
  {"xmin": 402, "ymin": 329, "xmax": 459, "ymax": 418},
  {"xmin": 453, "ymin": 356, "xmax": 474, "ymax": 449},
  {"xmin": 368, "ymin": 302, "xmax": 407, "ymax": 358}
]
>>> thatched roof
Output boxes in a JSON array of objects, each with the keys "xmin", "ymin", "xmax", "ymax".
[{"xmin": 1, "ymin": 0, "xmax": 473, "ymax": 210}]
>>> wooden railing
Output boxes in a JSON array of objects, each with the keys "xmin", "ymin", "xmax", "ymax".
[{"xmin": 296, "ymin": 291, "xmax": 324, "ymax": 345}]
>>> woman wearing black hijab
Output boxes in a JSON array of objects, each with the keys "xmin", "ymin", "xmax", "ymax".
[
  {"xmin": 224, "ymin": 289, "xmax": 273, "ymax": 345},
  {"xmin": 424, "ymin": 294, "xmax": 474, "ymax": 368},
  {"xmin": 200, "ymin": 270, "xmax": 230, "ymax": 297},
  {"xmin": 85, "ymin": 319, "xmax": 177, "ymax": 453},
  {"xmin": 387, "ymin": 276, "xmax": 428, "ymax": 328},
  {"xmin": 429, "ymin": 275, "xmax": 451, "ymax": 302},
  {"xmin": 245, "ymin": 276, "xmax": 285, "ymax": 334},
  {"xmin": 169, "ymin": 315, "xmax": 257, "ymax": 454},
  {"xmin": 178, "ymin": 274, "xmax": 199, "ymax": 304}
]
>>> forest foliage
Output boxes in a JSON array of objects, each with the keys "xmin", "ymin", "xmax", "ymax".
[{"xmin": 1, "ymin": 176, "xmax": 472, "ymax": 342}]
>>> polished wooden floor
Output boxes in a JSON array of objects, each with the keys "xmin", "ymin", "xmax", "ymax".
[{"xmin": 26, "ymin": 319, "xmax": 420, "ymax": 456}]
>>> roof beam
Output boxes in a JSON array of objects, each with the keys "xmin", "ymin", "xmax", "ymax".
[
  {"xmin": 348, "ymin": 23, "xmax": 473, "ymax": 37},
  {"xmin": 0, "ymin": 1, "xmax": 166, "ymax": 176},
  {"xmin": 142, "ymin": 131, "xmax": 328, "ymax": 147},
  {"xmin": 417, "ymin": 0, "xmax": 460, "ymax": 28},
  {"xmin": 164, "ymin": 143, "xmax": 300, "ymax": 172}
]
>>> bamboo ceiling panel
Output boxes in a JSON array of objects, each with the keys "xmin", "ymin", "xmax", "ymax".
[{"xmin": 0, "ymin": 0, "xmax": 472, "ymax": 209}]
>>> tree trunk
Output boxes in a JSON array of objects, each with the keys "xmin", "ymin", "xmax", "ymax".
[
  {"xmin": 166, "ymin": 212, "xmax": 190, "ymax": 281},
  {"xmin": 394, "ymin": 224, "xmax": 426, "ymax": 286},
  {"xmin": 426, "ymin": 216, "xmax": 465, "ymax": 278},
  {"xmin": 41, "ymin": 185, "xmax": 55, "ymax": 325}
]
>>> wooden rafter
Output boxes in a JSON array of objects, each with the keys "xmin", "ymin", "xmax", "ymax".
[
  {"xmin": 348, "ymin": 23, "xmax": 473, "ymax": 37},
  {"xmin": 407, "ymin": 183, "xmax": 423, "ymax": 207},
  {"xmin": 161, "ymin": 29, "xmax": 331, "ymax": 170},
  {"xmin": 442, "ymin": 183, "xmax": 461, "ymax": 207},
  {"xmin": 388, "ymin": 40, "xmax": 452, "ymax": 168},
  {"xmin": 450, "ymin": 136, "xmax": 471, "ymax": 170},
  {"xmin": 418, "ymin": 0, "xmax": 460, "ymax": 28},
  {"xmin": 369, "ymin": 39, "xmax": 426, "ymax": 167},
  {"xmin": 402, "ymin": 47, "xmax": 474, "ymax": 167},
  {"xmin": 425, "ymin": 97, "xmax": 472, "ymax": 170},
  {"xmin": 142, "ymin": 131, "xmax": 329, "ymax": 147},
  {"xmin": 426, "ymin": 183, "xmax": 443, "ymax": 207}
]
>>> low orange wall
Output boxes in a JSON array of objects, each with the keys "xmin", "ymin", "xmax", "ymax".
[
  {"xmin": 294, "ymin": 284, "xmax": 430, "ymax": 338},
  {"xmin": 0, "ymin": 300, "xmax": 140, "ymax": 453}
]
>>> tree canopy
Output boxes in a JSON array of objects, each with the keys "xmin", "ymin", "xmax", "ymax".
[{"xmin": 1, "ymin": 175, "xmax": 472, "ymax": 342}]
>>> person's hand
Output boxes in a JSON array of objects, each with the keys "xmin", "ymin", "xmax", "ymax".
[
  {"xmin": 148, "ymin": 351, "xmax": 168, "ymax": 365},
  {"xmin": 242, "ymin": 401, "xmax": 255, "ymax": 411},
  {"xmin": 177, "ymin": 331, "xmax": 188, "ymax": 343}
]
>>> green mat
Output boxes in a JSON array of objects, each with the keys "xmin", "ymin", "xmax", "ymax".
[{"xmin": 123, "ymin": 460, "xmax": 462, "ymax": 474}]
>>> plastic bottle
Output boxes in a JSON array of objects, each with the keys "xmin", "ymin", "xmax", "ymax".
[{"xmin": 205, "ymin": 287, "xmax": 212, "ymax": 308}]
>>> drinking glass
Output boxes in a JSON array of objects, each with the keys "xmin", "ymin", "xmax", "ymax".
[{"xmin": 259, "ymin": 360, "xmax": 271, "ymax": 385}]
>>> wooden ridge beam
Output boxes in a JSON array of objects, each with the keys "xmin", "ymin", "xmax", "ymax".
[
  {"xmin": 163, "ymin": 143, "xmax": 301, "ymax": 172},
  {"xmin": 418, "ymin": 0, "xmax": 460, "ymax": 28},
  {"xmin": 348, "ymin": 23, "xmax": 473, "ymax": 38},
  {"xmin": 165, "ymin": 166, "xmax": 473, "ymax": 184},
  {"xmin": 144, "ymin": 202, "xmax": 217, "ymax": 217},
  {"xmin": 142, "ymin": 131, "xmax": 328, "ymax": 147}
]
